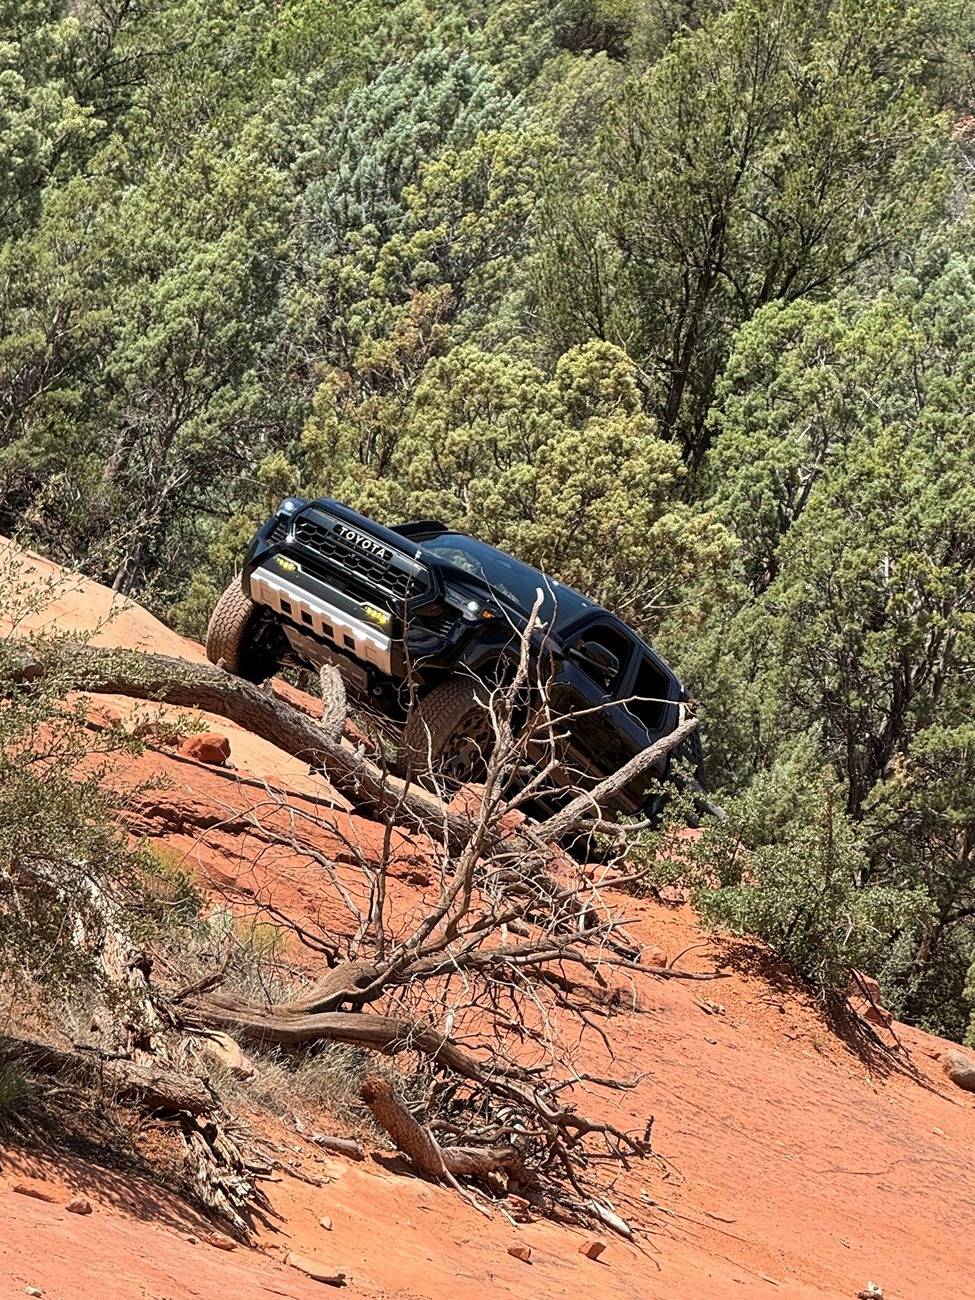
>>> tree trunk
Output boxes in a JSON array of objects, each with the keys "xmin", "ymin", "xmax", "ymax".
[
  {"xmin": 187, "ymin": 1000, "xmax": 503, "ymax": 1086},
  {"xmin": 360, "ymin": 1074, "xmax": 524, "ymax": 1180},
  {"xmin": 0, "ymin": 1035, "xmax": 214, "ymax": 1115},
  {"xmin": 7, "ymin": 646, "xmax": 488, "ymax": 853}
]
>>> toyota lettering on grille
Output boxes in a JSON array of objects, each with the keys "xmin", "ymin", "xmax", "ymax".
[{"xmin": 335, "ymin": 524, "xmax": 391, "ymax": 562}]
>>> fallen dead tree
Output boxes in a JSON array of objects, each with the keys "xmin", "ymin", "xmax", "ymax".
[
  {"xmin": 4, "ymin": 616, "xmax": 709, "ymax": 1231},
  {"xmin": 5, "ymin": 644, "xmax": 489, "ymax": 854},
  {"xmin": 0, "ymin": 1034, "xmax": 213, "ymax": 1114},
  {"xmin": 4, "ymin": 641, "xmax": 697, "ymax": 857}
]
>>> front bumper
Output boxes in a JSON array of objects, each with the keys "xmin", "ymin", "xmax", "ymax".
[{"xmin": 247, "ymin": 555, "xmax": 393, "ymax": 674}]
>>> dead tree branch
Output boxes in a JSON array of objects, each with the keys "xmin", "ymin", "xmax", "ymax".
[
  {"xmin": 0, "ymin": 1034, "xmax": 214, "ymax": 1114},
  {"xmin": 360, "ymin": 1074, "xmax": 524, "ymax": 1182},
  {"xmin": 8, "ymin": 625, "xmax": 706, "ymax": 1232},
  {"xmin": 535, "ymin": 716, "xmax": 699, "ymax": 842},
  {"xmin": 5, "ymin": 645, "xmax": 486, "ymax": 853}
]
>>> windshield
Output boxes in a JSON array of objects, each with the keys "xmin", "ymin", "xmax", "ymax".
[{"xmin": 417, "ymin": 533, "xmax": 598, "ymax": 627}]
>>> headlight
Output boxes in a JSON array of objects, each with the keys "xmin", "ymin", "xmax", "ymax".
[{"xmin": 444, "ymin": 585, "xmax": 498, "ymax": 622}]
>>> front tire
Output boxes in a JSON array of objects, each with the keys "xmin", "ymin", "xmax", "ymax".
[
  {"xmin": 400, "ymin": 677, "xmax": 495, "ymax": 785},
  {"xmin": 205, "ymin": 579, "xmax": 282, "ymax": 683}
]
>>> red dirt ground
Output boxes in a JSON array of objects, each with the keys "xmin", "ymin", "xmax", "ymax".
[{"xmin": 2, "ymin": 540, "xmax": 974, "ymax": 1300}]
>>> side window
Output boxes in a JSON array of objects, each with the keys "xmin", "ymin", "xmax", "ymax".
[
  {"xmin": 626, "ymin": 655, "xmax": 671, "ymax": 735},
  {"xmin": 566, "ymin": 624, "xmax": 633, "ymax": 692}
]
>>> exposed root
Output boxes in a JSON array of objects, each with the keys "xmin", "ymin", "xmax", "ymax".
[{"xmin": 0, "ymin": 1033, "xmax": 272, "ymax": 1234}]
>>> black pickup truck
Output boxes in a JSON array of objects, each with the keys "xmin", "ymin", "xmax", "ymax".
[{"xmin": 207, "ymin": 496, "xmax": 702, "ymax": 817}]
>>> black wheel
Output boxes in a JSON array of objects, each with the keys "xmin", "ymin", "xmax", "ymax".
[
  {"xmin": 205, "ymin": 579, "xmax": 283, "ymax": 684},
  {"xmin": 400, "ymin": 677, "xmax": 495, "ymax": 785}
]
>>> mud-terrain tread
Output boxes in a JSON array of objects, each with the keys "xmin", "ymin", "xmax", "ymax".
[
  {"xmin": 205, "ymin": 580, "xmax": 275, "ymax": 683},
  {"xmin": 401, "ymin": 677, "xmax": 491, "ymax": 778}
]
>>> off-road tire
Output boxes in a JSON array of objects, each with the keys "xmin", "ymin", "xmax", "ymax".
[
  {"xmin": 205, "ymin": 579, "xmax": 281, "ymax": 684},
  {"xmin": 400, "ymin": 677, "xmax": 495, "ymax": 786}
]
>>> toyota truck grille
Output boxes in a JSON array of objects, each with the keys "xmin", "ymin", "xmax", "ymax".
[{"xmin": 292, "ymin": 516, "xmax": 427, "ymax": 604}]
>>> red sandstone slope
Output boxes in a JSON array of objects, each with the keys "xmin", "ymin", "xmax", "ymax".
[{"xmin": 2, "ymin": 539, "xmax": 974, "ymax": 1300}]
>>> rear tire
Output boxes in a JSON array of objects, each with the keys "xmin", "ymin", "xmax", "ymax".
[
  {"xmin": 400, "ymin": 677, "xmax": 495, "ymax": 785},
  {"xmin": 205, "ymin": 579, "xmax": 281, "ymax": 684}
]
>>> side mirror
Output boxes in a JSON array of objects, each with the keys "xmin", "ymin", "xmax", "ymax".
[{"xmin": 570, "ymin": 639, "xmax": 620, "ymax": 683}]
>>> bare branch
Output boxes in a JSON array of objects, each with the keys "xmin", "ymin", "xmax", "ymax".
[{"xmin": 535, "ymin": 716, "xmax": 699, "ymax": 842}]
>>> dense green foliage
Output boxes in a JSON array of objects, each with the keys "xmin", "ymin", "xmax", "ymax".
[{"xmin": 2, "ymin": 0, "xmax": 974, "ymax": 1036}]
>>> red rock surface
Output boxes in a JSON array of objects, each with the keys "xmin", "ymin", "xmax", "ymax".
[{"xmin": 2, "ymin": 537, "xmax": 974, "ymax": 1300}]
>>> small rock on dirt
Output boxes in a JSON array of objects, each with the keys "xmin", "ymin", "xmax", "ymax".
[
  {"xmin": 506, "ymin": 1194, "xmax": 533, "ymax": 1222},
  {"xmin": 940, "ymin": 1049, "xmax": 975, "ymax": 1093},
  {"xmin": 202, "ymin": 1231, "xmax": 236, "ymax": 1251},
  {"xmin": 645, "ymin": 947, "xmax": 668, "ymax": 968},
  {"xmin": 579, "ymin": 1239, "xmax": 607, "ymax": 1260},
  {"xmin": 180, "ymin": 731, "xmax": 231, "ymax": 766},
  {"xmin": 448, "ymin": 782, "xmax": 526, "ymax": 836},
  {"xmin": 196, "ymin": 1030, "xmax": 255, "ymax": 1079},
  {"xmin": 846, "ymin": 971, "xmax": 893, "ymax": 1028},
  {"xmin": 319, "ymin": 1216, "xmax": 333, "ymax": 1230},
  {"xmin": 25, "ymin": 1288, "xmax": 42, "ymax": 1297},
  {"xmin": 285, "ymin": 1251, "xmax": 346, "ymax": 1286},
  {"xmin": 12, "ymin": 1182, "xmax": 58, "ymax": 1204},
  {"xmin": 64, "ymin": 1197, "xmax": 92, "ymax": 1215},
  {"xmin": 507, "ymin": 1244, "xmax": 532, "ymax": 1263},
  {"xmin": 447, "ymin": 782, "xmax": 486, "ymax": 819}
]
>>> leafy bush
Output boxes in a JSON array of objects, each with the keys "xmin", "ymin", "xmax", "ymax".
[
  {"xmin": 0, "ymin": 565, "xmax": 199, "ymax": 997},
  {"xmin": 136, "ymin": 842, "xmax": 206, "ymax": 931},
  {"xmin": 692, "ymin": 746, "xmax": 929, "ymax": 997},
  {"xmin": 0, "ymin": 680, "xmax": 135, "ymax": 992}
]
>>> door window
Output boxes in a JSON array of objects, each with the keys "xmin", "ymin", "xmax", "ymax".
[
  {"xmin": 565, "ymin": 624, "xmax": 633, "ymax": 692},
  {"xmin": 625, "ymin": 654, "xmax": 672, "ymax": 735}
]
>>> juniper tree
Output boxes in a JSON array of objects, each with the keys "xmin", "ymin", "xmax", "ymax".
[{"xmin": 538, "ymin": 0, "xmax": 955, "ymax": 463}]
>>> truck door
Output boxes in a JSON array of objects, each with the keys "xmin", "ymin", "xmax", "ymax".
[
  {"xmin": 545, "ymin": 619, "xmax": 642, "ymax": 808},
  {"xmin": 613, "ymin": 648, "xmax": 682, "ymax": 806}
]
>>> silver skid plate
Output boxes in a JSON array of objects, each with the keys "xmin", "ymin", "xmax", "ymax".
[{"xmin": 249, "ymin": 564, "xmax": 392, "ymax": 673}]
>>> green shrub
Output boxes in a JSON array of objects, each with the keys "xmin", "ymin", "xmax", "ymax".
[
  {"xmin": 613, "ymin": 779, "xmax": 706, "ymax": 895},
  {"xmin": 0, "ymin": 565, "xmax": 193, "ymax": 997},
  {"xmin": 135, "ymin": 842, "xmax": 206, "ymax": 932},
  {"xmin": 692, "ymin": 746, "xmax": 930, "ymax": 997}
]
